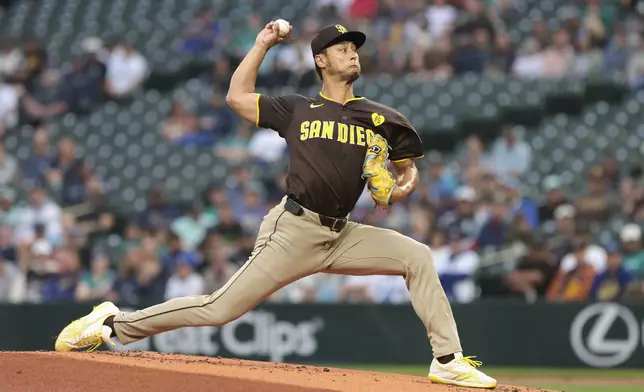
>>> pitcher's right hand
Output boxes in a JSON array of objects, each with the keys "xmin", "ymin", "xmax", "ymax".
[{"xmin": 255, "ymin": 21, "xmax": 292, "ymax": 50}]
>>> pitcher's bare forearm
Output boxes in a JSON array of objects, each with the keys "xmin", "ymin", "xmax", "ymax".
[
  {"xmin": 390, "ymin": 159, "xmax": 419, "ymax": 203},
  {"xmin": 225, "ymin": 44, "xmax": 269, "ymax": 124}
]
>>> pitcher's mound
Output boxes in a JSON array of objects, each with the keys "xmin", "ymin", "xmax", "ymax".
[{"xmin": 1, "ymin": 351, "xmax": 546, "ymax": 392}]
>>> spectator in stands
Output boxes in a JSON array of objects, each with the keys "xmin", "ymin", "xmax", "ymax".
[
  {"xmin": 202, "ymin": 246, "xmax": 237, "ymax": 294},
  {"xmin": 424, "ymin": 35, "xmax": 454, "ymax": 80},
  {"xmin": 0, "ymin": 252, "xmax": 25, "ymax": 303},
  {"xmin": 225, "ymin": 165, "xmax": 263, "ymax": 211},
  {"xmin": 546, "ymin": 238, "xmax": 597, "ymax": 302},
  {"xmin": 338, "ymin": 275, "xmax": 378, "ymax": 303},
  {"xmin": 602, "ymin": 157, "xmax": 621, "ymax": 191},
  {"xmin": 270, "ymin": 274, "xmax": 319, "ymax": 303},
  {"xmin": 367, "ymin": 275, "xmax": 411, "ymax": 304},
  {"xmin": 424, "ymin": 152, "xmax": 459, "ymax": 205},
  {"xmin": 490, "ymin": 125, "xmax": 532, "ymax": 182},
  {"xmin": 24, "ymin": 39, "xmax": 105, "ymax": 120},
  {"xmin": 547, "ymin": 204, "xmax": 577, "ymax": 260},
  {"xmin": 538, "ymin": 175, "xmax": 569, "ymax": 226},
  {"xmin": 164, "ymin": 255, "xmax": 204, "ymax": 300},
  {"xmin": 159, "ymin": 232, "xmax": 200, "ymax": 278},
  {"xmin": 529, "ymin": 19, "xmax": 550, "ymax": 50},
  {"xmin": 438, "ymin": 186, "xmax": 481, "ymax": 242},
  {"xmin": 453, "ymin": 0, "xmax": 495, "ymax": 40},
  {"xmin": 15, "ymin": 186, "xmax": 62, "ymax": 246},
  {"xmin": 0, "ymin": 145, "xmax": 18, "ymax": 187},
  {"xmin": 229, "ymin": 231, "xmax": 256, "ymax": 266},
  {"xmin": 74, "ymin": 251, "xmax": 116, "ymax": 302},
  {"xmin": 590, "ymin": 243, "xmax": 633, "ymax": 301},
  {"xmin": 210, "ymin": 58, "xmax": 232, "ymax": 92},
  {"xmin": 201, "ymin": 186, "xmax": 227, "ymax": 224},
  {"xmin": 312, "ymin": 0, "xmax": 351, "ymax": 20},
  {"xmin": 237, "ymin": 186, "xmax": 268, "ymax": 236},
  {"xmin": 0, "ymin": 39, "xmax": 23, "ymax": 82},
  {"xmin": 502, "ymin": 179, "xmax": 539, "ymax": 230},
  {"xmin": 603, "ymin": 27, "xmax": 630, "ymax": 76},
  {"xmin": 581, "ymin": 0, "xmax": 608, "ymax": 47},
  {"xmin": 0, "ymin": 224, "xmax": 18, "ymax": 263},
  {"xmin": 74, "ymin": 176, "xmax": 115, "ymax": 243},
  {"xmin": 505, "ymin": 236, "xmax": 558, "ymax": 301},
  {"xmin": 490, "ymin": 0, "xmax": 521, "ymax": 27},
  {"xmin": 208, "ymin": 203, "xmax": 244, "ymax": 245},
  {"xmin": 0, "ymin": 188, "xmax": 20, "ymax": 234},
  {"xmin": 488, "ymin": 33, "xmax": 515, "ymax": 74},
  {"xmin": 474, "ymin": 194, "xmax": 510, "ymax": 252},
  {"xmin": 453, "ymin": 27, "xmax": 491, "ymax": 75},
  {"xmin": 161, "ymin": 100, "xmax": 200, "ymax": 144},
  {"xmin": 170, "ymin": 203, "xmax": 216, "ymax": 251},
  {"xmin": 19, "ymin": 67, "xmax": 67, "ymax": 126},
  {"xmin": 559, "ymin": 227, "xmax": 607, "ymax": 274},
  {"xmin": 227, "ymin": 13, "xmax": 263, "ymax": 64},
  {"xmin": 248, "ymin": 126, "xmax": 287, "ymax": 165},
  {"xmin": 426, "ymin": 0, "xmax": 457, "ymax": 39},
  {"xmin": 40, "ymin": 247, "xmax": 81, "ymax": 303},
  {"xmin": 277, "ymin": 20, "xmax": 319, "ymax": 87},
  {"xmin": 104, "ymin": 41, "xmax": 148, "ymax": 101},
  {"xmin": 175, "ymin": 9, "xmax": 223, "ymax": 54},
  {"xmin": 21, "ymin": 127, "xmax": 52, "ymax": 187},
  {"xmin": 434, "ymin": 229, "xmax": 480, "ymax": 303},
  {"xmin": 197, "ymin": 92, "xmax": 235, "ymax": 144},
  {"xmin": 67, "ymin": 38, "xmax": 107, "ymax": 114},
  {"xmin": 17, "ymin": 38, "xmax": 48, "ymax": 92},
  {"xmin": 457, "ymin": 135, "xmax": 490, "ymax": 180},
  {"xmin": 541, "ymin": 29, "xmax": 575, "ymax": 78},
  {"xmin": 64, "ymin": 219, "xmax": 93, "ymax": 270},
  {"xmin": 627, "ymin": 34, "xmax": 644, "ymax": 90},
  {"xmin": 0, "ymin": 79, "xmax": 20, "ymax": 131},
  {"xmin": 512, "ymin": 38, "xmax": 544, "ymax": 79},
  {"xmin": 138, "ymin": 187, "xmax": 182, "ymax": 231},
  {"xmin": 576, "ymin": 165, "xmax": 621, "ymax": 223},
  {"xmin": 215, "ymin": 123, "xmax": 252, "ymax": 165},
  {"xmin": 114, "ymin": 237, "xmax": 165, "ymax": 304},
  {"xmin": 573, "ymin": 33, "xmax": 604, "ymax": 77},
  {"xmin": 405, "ymin": 15, "xmax": 435, "ymax": 74},
  {"xmin": 620, "ymin": 224, "xmax": 644, "ymax": 278},
  {"xmin": 49, "ymin": 137, "xmax": 93, "ymax": 207},
  {"xmin": 622, "ymin": 166, "xmax": 644, "ymax": 218}
]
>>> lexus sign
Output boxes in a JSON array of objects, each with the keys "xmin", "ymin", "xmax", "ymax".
[{"xmin": 570, "ymin": 303, "xmax": 643, "ymax": 367}]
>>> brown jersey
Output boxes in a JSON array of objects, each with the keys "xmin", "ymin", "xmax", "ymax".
[{"xmin": 257, "ymin": 92, "xmax": 424, "ymax": 218}]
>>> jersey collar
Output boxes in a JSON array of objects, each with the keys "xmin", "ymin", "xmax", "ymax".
[{"xmin": 318, "ymin": 92, "xmax": 365, "ymax": 105}]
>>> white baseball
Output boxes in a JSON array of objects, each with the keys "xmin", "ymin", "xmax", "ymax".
[{"xmin": 273, "ymin": 19, "xmax": 291, "ymax": 38}]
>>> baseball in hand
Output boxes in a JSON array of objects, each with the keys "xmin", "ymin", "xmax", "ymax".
[{"xmin": 273, "ymin": 19, "xmax": 291, "ymax": 38}]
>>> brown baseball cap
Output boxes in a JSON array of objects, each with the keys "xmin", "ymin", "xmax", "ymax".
[{"xmin": 310, "ymin": 24, "xmax": 366, "ymax": 57}]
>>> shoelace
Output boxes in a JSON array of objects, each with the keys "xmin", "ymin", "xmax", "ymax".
[{"xmin": 456, "ymin": 356, "xmax": 483, "ymax": 369}]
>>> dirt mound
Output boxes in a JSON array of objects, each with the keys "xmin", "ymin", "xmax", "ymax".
[{"xmin": 1, "ymin": 351, "xmax": 548, "ymax": 392}]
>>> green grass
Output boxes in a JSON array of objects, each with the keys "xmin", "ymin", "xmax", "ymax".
[
  {"xmin": 321, "ymin": 364, "xmax": 644, "ymax": 392},
  {"xmin": 325, "ymin": 364, "xmax": 643, "ymax": 378},
  {"xmin": 519, "ymin": 383, "xmax": 642, "ymax": 392}
]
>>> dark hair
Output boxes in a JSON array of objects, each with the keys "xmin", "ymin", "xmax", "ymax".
[{"xmin": 315, "ymin": 48, "xmax": 327, "ymax": 81}]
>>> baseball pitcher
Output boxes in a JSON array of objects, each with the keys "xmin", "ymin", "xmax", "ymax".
[{"xmin": 55, "ymin": 21, "xmax": 497, "ymax": 388}]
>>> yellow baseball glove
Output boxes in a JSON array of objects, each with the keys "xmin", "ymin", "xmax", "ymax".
[{"xmin": 362, "ymin": 133, "xmax": 396, "ymax": 208}]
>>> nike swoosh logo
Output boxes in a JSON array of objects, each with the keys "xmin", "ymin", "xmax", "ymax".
[{"xmin": 310, "ymin": 103, "xmax": 324, "ymax": 108}]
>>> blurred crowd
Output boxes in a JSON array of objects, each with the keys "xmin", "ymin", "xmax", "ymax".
[{"xmin": 1, "ymin": 0, "xmax": 644, "ymax": 305}]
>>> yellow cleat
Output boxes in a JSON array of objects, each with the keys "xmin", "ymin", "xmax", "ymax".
[
  {"xmin": 54, "ymin": 301, "xmax": 119, "ymax": 352},
  {"xmin": 428, "ymin": 353, "xmax": 497, "ymax": 389}
]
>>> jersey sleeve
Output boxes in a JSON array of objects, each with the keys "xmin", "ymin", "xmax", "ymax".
[
  {"xmin": 388, "ymin": 112, "xmax": 424, "ymax": 162},
  {"xmin": 256, "ymin": 94, "xmax": 301, "ymax": 137}
]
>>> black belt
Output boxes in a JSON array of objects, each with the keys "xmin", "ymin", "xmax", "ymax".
[{"xmin": 284, "ymin": 197, "xmax": 348, "ymax": 232}]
